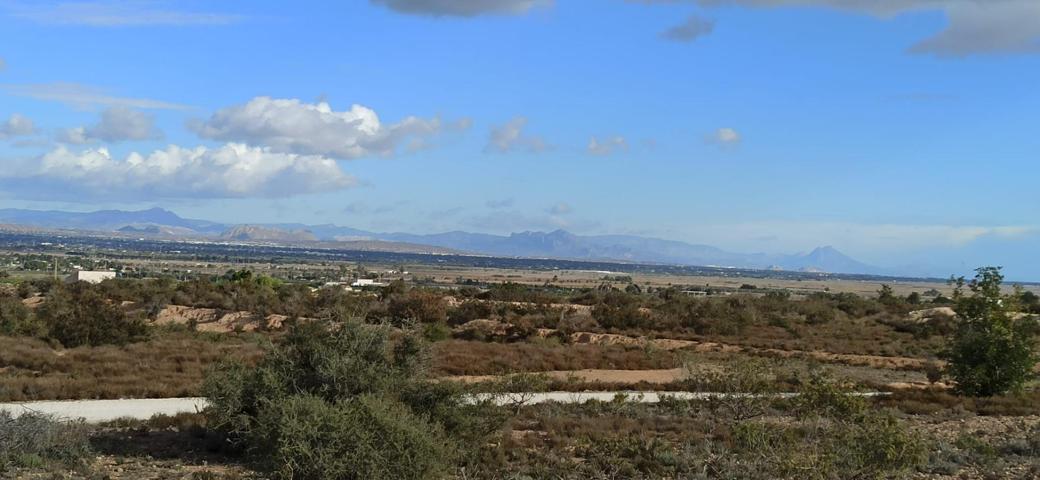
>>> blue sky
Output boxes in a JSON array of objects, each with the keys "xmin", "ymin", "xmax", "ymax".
[{"xmin": 0, "ymin": 0, "xmax": 1038, "ymax": 279}]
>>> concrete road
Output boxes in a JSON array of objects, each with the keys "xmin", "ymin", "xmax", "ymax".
[{"xmin": 0, "ymin": 391, "xmax": 885, "ymax": 423}]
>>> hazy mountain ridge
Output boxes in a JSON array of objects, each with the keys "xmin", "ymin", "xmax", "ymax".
[
  {"xmin": 0, "ymin": 207, "xmax": 225, "ymax": 234},
  {"xmin": 0, "ymin": 208, "xmax": 883, "ymax": 274},
  {"xmin": 219, "ymin": 225, "xmax": 318, "ymax": 243}
]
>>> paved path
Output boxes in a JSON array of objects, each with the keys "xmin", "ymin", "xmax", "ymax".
[
  {"xmin": 0, "ymin": 397, "xmax": 210, "ymax": 423},
  {"xmin": 0, "ymin": 391, "xmax": 886, "ymax": 423}
]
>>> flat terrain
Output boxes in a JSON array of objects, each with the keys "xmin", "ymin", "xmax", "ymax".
[{"xmin": 1, "ymin": 244, "xmax": 1038, "ymax": 479}]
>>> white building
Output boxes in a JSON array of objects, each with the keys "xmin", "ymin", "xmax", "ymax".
[
  {"xmin": 351, "ymin": 279, "xmax": 386, "ymax": 288},
  {"xmin": 66, "ymin": 270, "xmax": 116, "ymax": 284}
]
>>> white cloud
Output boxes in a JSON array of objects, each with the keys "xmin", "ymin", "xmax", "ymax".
[
  {"xmin": 58, "ymin": 107, "xmax": 162, "ymax": 144},
  {"xmin": 191, "ymin": 97, "xmax": 466, "ymax": 160},
  {"xmin": 660, "ymin": 14, "xmax": 715, "ymax": 42},
  {"xmin": 0, "ymin": 113, "xmax": 35, "ymax": 139},
  {"xmin": 587, "ymin": 135, "xmax": 628, "ymax": 155},
  {"xmin": 371, "ymin": 0, "xmax": 551, "ymax": 17},
  {"xmin": 0, "ymin": 57, "xmax": 6, "ymax": 71},
  {"xmin": 693, "ymin": 0, "xmax": 1040, "ymax": 56},
  {"xmin": 485, "ymin": 116, "xmax": 548, "ymax": 153},
  {"xmin": 56, "ymin": 127, "xmax": 90, "ymax": 145},
  {"xmin": 3, "ymin": 82, "xmax": 190, "ymax": 110},
  {"xmin": 2, "ymin": 143, "xmax": 355, "ymax": 199},
  {"xmin": 706, "ymin": 127, "xmax": 741, "ymax": 145},
  {"xmin": 7, "ymin": 1, "xmax": 243, "ymax": 26}
]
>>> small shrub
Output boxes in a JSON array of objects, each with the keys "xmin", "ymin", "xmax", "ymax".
[
  {"xmin": 0, "ymin": 411, "xmax": 92, "ymax": 471},
  {"xmin": 790, "ymin": 371, "xmax": 866, "ymax": 419},
  {"xmin": 684, "ymin": 357, "xmax": 777, "ymax": 420},
  {"xmin": 422, "ymin": 321, "xmax": 452, "ymax": 342},
  {"xmin": 833, "ymin": 411, "xmax": 928, "ymax": 479},
  {"xmin": 482, "ymin": 372, "xmax": 551, "ymax": 414}
]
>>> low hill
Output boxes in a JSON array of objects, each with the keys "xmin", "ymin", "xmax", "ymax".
[{"xmin": 219, "ymin": 225, "xmax": 318, "ymax": 243}]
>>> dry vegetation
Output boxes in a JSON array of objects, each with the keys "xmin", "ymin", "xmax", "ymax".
[
  {"xmin": 1, "ymin": 263, "xmax": 1038, "ymax": 479},
  {"xmin": 0, "ymin": 332, "xmax": 263, "ymax": 401}
]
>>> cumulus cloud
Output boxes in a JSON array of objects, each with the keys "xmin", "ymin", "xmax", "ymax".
[
  {"xmin": 706, "ymin": 127, "xmax": 741, "ymax": 146},
  {"xmin": 3, "ymin": 82, "xmax": 190, "ymax": 110},
  {"xmin": 0, "ymin": 114, "xmax": 36, "ymax": 139},
  {"xmin": 56, "ymin": 127, "xmax": 90, "ymax": 145},
  {"xmin": 485, "ymin": 116, "xmax": 548, "ymax": 153},
  {"xmin": 371, "ymin": 0, "xmax": 551, "ymax": 17},
  {"xmin": 660, "ymin": 14, "xmax": 715, "ymax": 42},
  {"xmin": 58, "ymin": 107, "xmax": 162, "ymax": 144},
  {"xmin": 7, "ymin": 1, "xmax": 243, "ymax": 26},
  {"xmin": 191, "ymin": 97, "xmax": 466, "ymax": 160},
  {"xmin": 587, "ymin": 135, "xmax": 628, "ymax": 155},
  {"xmin": 1, "ymin": 143, "xmax": 355, "ymax": 199},
  {"xmin": 693, "ymin": 0, "xmax": 1040, "ymax": 56}
]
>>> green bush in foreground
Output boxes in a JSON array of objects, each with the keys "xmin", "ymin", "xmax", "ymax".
[
  {"xmin": 254, "ymin": 394, "xmax": 450, "ymax": 480},
  {"xmin": 204, "ymin": 320, "xmax": 503, "ymax": 480},
  {"xmin": 0, "ymin": 411, "xmax": 92, "ymax": 472}
]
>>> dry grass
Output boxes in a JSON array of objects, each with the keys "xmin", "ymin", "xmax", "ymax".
[
  {"xmin": 0, "ymin": 332, "xmax": 264, "ymax": 401},
  {"xmin": 431, "ymin": 340, "xmax": 679, "ymax": 376},
  {"xmin": 877, "ymin": 388, "xmax": 1040, "ymax": 416},
  {"xmin": 607, "ymin": 314, "xmax": 946, "ymax": 360},
  {"xmin": 2, "ymin": 335, "xmax": 679, "ymax": 400}
]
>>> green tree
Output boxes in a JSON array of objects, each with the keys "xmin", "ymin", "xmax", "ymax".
[
  {"xmin": 877, "ymin": 284, "xmax": 897, "ymax": 305},
  {"xmin": 943, "ymin": 267, "xmax": 1037, "ymax": 396}
]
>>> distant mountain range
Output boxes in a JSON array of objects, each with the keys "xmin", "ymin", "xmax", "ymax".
[{"xmin": 0, "ymin": 207, "xmax": 883, "ymax": 275}]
